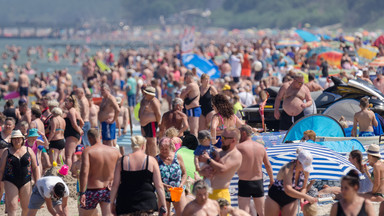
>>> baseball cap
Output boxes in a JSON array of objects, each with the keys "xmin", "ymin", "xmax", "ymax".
[
  {"xmin": 75, "ymin": 145, "xmax": 85, "ymax": 155},
  {"xmin": 297, "ymin": 149, "xmax": 313, "ymax": 172}
]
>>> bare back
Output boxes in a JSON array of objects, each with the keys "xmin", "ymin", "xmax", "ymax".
[
  {"xmin": 354, "ymin": 109, "xmax": 376, "ymax": 132},
  {"xmin": 237, "ymin": 140, "xmax": 266, "ymax": 180},
  {"xmin": 182, "ymin": 199, "xmax": 220, "ymax": 216},
  {"xmin": 161, "ymin": 110, "xmax": 185, "ymax": 130},
  {"xmin": 85, "ymin": 144, "xmax": 120, "ymax": 189}
]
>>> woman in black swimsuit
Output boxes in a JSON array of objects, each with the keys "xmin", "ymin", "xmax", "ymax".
[
  {"xmin": 199, "ymin": 74, "xmax": 218, "ymax": 130},
  {"xmin": 0, "ymin": 116, "xmax": 15, "ymax": 205},
  {"xmin": 330, "ymin": 170, "xmax": 375, "ymax": 216},
  {"xmin": 63, "ymin": 95, "xmax": 84, "ymax": 169},
  {"xmin": 0, "ymin": 130, "xmax": 39, "ymax": 216}
]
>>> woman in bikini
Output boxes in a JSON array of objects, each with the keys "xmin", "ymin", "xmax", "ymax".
[
  {"xmin": 362, "ymin": 144, "xmax": 384, "ymax": 202},
  {"xmin": 210, "ymin": 94, "xmax": 243, "ymax": 148},
  {"xmin": 330, "ymin": 169, "xmax": 375, "ymax": 216},
  {"xmin": 0, "ymin": 130, "xmax": 39, "ymax": 216},
  {"xmin": 265, "ymin": 149, "xmax": 317, "ymax": 216},
  {"xmin": 48, "ymin": 107, "xmax": 66, "ymax": 164},
  {"xmin": 199, "ymin": 74, "xmax": 218, "ymax": 130}
]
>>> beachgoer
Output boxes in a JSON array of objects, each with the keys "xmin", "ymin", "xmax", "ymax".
[
  {"xmin": 125, "ymin": 71, "xmax": 137, "ymax": 113},
  {"xmin": 200, "ymin": 127, "xmax": 242, "ymax": 204},
  {"xmin": 373, "ymin": 69, "xmax": 384, "ymax": 94},
  {"xmin": 238, "ymin": 86, "xmax": 256, "ymax": 108},
  {"xmin": 330, "ymin": 170, "xmax": 375, "ymax": 216},
  {"xmin": 211, "ymin": 94, "xmax": 243, "ymax": 148},
  {"xmin": 139, "ymin": 86, "xmax": 161, "ymax": 157},
  {"xmin": 199, "ymin": 74, "xmax": 218, "ymax": 130},
  {"xmin": 71, "ymin": 144, "xmax": 84, "ymax": 179},
  {"xmin": 43, "ymin": 99, "xmax": 59, "ymax": 139},
  {"xmin": 79, "ymin": 128, "xmax": 120, "ymax": 216},
  {"xmin": 181, "ymin": 180, "xmax": 220, "ymax": 216},
  {"xmin": 361, "ymin": 144, "xmax": 384, "ymax": 202},
  {"xmin": 156, "ymin": 137, "xmax": 187, "ymax": 215},
  {"xmin": 64, "ymin": 95, "xmax": 84, "ymax": 168},
  {"xmin": 0, "ymin": 130, "xmax": 40, "ymax": 216},
  {"xmin": 164, "ymin": 127, "xmax": 183, "ymax": 151},
  {"xmin": 47, "ymin": 107, "xmax": 66, "ymax": 164},
  {"xmin": 305, "ymin": 73, "xmax": 323, "ymax": 92},
  {"xmin": 116, "ymin": 97, "xmax": 128, "ymax": 137},
  {"xmin": 25, "ymin": 128, "xmax": 49, "ymax": 175},
  {"xmin": 0, "ymin": 116, "xmax": 15, "ymax": 202},
  {"xmin": 38, "ymin": 96, "xmax": 51, "ymax": 121},
  {"xmin": 265, "ymin": 149, "xmax": 317, "ymax": 216},
  {"xmin": 76, "ymin": 88, "xmax": 91, "ymax": 146},
  {"xmin": 302, "ymin": 130, "xmax": 317, "ymax": 142},
  {"xmin": 86, "ymin": 94, "xmax": 99, "ymax": 129},
  {"xmin": 230, "ymin": 49, "xmax": 243, "ymax": 83},
  {"xmin": 18, "ymin": 70, "xmax": 30, "ymax": 101},
  {"xmin": 274, "ymin": 73, "xmax": 313, "ymax": 131},
  {"xmin": 194, "ymin": 130, "xmax": 217, "ymax": 186},
  {"xmin": 98, "ymin": 84, "xmax": 120, "ymax": 147},
  {"xmin": 26, "ymin": 176, "xmax": 69, "ymax": 216},
  {"xmin": 110, "ymin": 135, "xmax": 167, "ymax": 215},
  {"xmin": 18, "ymin": 99, "xmax": 31, "ymax": 127},
  {"xmin": 352, "ymin": 98, "xmax": 378, "ymax": 137},
  {"xmin": 159, "ymin": 98, "xmax": 189, "ymax": 138},
  {"xmin": 217, "ymin": 198, "xmax": 250, "ymax": 216},
  {"xmin": 3, "ymin": 100, "xmax": 21, "ymax": 124},
  {"xmin": 30, "ymin": 106, "xmax": 45, "ymax": 136},
  {"xmin": 236, "ymin": 125, "xmax": 274, "ymax": 216},
  {"xmin": 349, "ymin": 150, "xmax": 373, "ymax": 193},
  {"xmin": 318, "ymin": 57, "xmax": 329, "ymax": 78},
  {"xmin": 180, "ymin": 71, "xmax": 201, "ymax": 137}
]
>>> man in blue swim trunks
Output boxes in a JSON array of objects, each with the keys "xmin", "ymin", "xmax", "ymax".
[
  {"xmin": 180, "ymin": 71, "xmax": 201, "ymax": 137},
  {"xmin": 98, "ymin": 84, "xmax": 120, "ymax": 147},
  {"xmin": 352, "ymin": 97, "xmax": 378, "ymax": 137}
]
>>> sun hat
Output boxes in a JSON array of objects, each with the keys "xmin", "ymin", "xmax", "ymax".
[
  {"xmin": 143, "ymin": 86, "xmax": 156, "ymax": 96},
  {"xmin": 367, "ymin": 144, "xmax": 381, "ymax": 158},
  {"xmin": 75, "ymin": 144, "xmax": 85, "ymax": 155},
  {"xmin": 11, "ymin": 130, "xmax": 24, "ymax": 139},
  {"xmin": 27, "ymin": 128, "xmax": 39, "ymax": 137},
  {"xmin": 297, "ymin": 149, "xmax": 313, "ymax": 172}
]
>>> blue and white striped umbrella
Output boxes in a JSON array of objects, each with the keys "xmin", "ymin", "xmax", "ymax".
[{"xmin": 263, "ymin": 142, "xmax": 355, "ymax": 182}]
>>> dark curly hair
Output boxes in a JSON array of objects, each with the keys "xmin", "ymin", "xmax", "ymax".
[{"xmin": 212, "ymin": 94, "xmax": 233, "ymax": 119}]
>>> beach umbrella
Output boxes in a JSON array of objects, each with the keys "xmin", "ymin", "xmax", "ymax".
[
  {"xmin": 296, "ymin": 30, "xmax": 320, "ymax": 42},
  {"xmin": 370, "ymin": 57, "xmax": 384, "ymax": 67},
  {"xmin": 373, "ymin": 35, "xmax": 384, "ymax": 47},
  {"xmin": 316, "ymin": 51, "xmax": 343, "ymax": 68},
  {"xmin": 306, "ymin": 46, "xmax": 342, "ymax": 58},
  {"xmin": 182, "ymin": 54, "xmax": 221, "ymax": 79},
  {"xmin": 276, "ymin": 39, "xmax": 301, "ymax": 48},
  {"xmin": 357, "ymin": 46, "xmax": 378, "ymax": 60},
  {"xmin": 264, "ymin": 142, "xmax": 356, "ymax": 180}
]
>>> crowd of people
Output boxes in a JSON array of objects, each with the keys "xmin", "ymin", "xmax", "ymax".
[{"xmin": 0, "ymin": 33, "xmax": 383, "ymax": 216}]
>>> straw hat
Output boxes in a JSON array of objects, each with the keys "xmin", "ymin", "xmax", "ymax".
[
  {"xmin": 11, "ymin": 130, "xmax": 24, "ymax": 139},
  {"xmin": 367, "ymin": 144, "xmax": 381, "ymax": 158},
  {"xmin": 143, "ymin": 86, "xmax": 156, "ymax": 96}
]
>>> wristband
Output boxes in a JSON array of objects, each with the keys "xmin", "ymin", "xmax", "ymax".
[{"xmin": 207, "ymin": 158, "xmax": 211, "ymax": 165}]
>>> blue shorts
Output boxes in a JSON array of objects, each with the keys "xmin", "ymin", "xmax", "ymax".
[
  {"xmin": 128, "ymin": 95, "xmax": 136, "ymax": 107},
  {"xmin": 359, "ymin": 131, "xmax": 375, "ymax": 137},
  {"xmin": 120, "ymin": 80, "xmax": 125, "ymax": 90},
  {"xmin": 187, "ymin": 107, "xmax": 202, "ymax": 117},
  {"xmin": 101, "ymin": 122, "xmax": 116, "ymax": 141},
  {"xmin": 19, "ymin": 87, "xmax": 29, "ymax": 97},
  {"xmin": 28, "ymin": 186, "xmax": 62, "ymax": 209}
]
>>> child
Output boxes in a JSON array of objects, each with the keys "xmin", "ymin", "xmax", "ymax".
[
  {"xmin": 71, "ymin": 144, "xmax": 84, "ymax": 179},
  {"xmin": 194, "ymin": 130, "xmax": 217, "ymax": 186},
  {"xmin": 352, "ymin": 97, "xmax": 378, "ymax": 137},
  {"xmin": 165, "ymin": 127, "xmax": 182, "ymax": 151}
]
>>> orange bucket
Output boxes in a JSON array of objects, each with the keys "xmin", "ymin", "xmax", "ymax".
[{"xmin": 169, "ymin": 187, "xmax": 183, "ymax": 202}]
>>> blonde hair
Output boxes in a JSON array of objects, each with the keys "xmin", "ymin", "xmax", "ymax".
[
  {"xmin": 48, "ymin": 100, "xmax": 59, "ymax": 107},
  {"xmin": 51, "ymin": 107, "xmax": 63, "ymax": 116},
  {"xmin": 165, "ymin": 127, "xmax": 179, "ymax": 138},
  {"xmin": 303, "ymin": 203, "xmax": 318, "ymax": 216},
  {"xmin": 303, "ymin": 130, "xmax": 317, "ymax": 141},
  {"xmin": 131, "ymin": 135, "xmax": 146, "ymax": 150}
]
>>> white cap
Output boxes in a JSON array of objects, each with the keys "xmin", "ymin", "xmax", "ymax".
[{"xmin": 297, "ymin": 149, "xmax": 313, "ymax": 172}]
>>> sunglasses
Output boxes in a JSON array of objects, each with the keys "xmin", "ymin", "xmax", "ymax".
[{"xmin": 221, "ymin": 136, "xmax": 234, "ymax": 140}]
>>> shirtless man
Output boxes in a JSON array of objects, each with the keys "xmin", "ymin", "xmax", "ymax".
[
  {"xmin": 373, "ymin": 69, "xmax": 384, "ymax": 94},
  {"xmin": 86, "ymin": 94, "xmax": 99, "ymax": 129},
  {"xmin": 200, "ymin": 127, "xmax": 242, "ymax": 204},
  {"xmin": 352, "ymin": 97, "xmax": 378, "ymax": 137},
  {"xmin": 30, "ymin": 106, "xmax": 45, "ymax": 135},
  {"xmin": 139, "ymin": 86, "xmax": 161, "ymax": 156},
  {"xmin": 237, "ymin": 125, "xmax": 274, "ymax": 216},
  {"xmin": 218, "ymin": 198, "xmax": 250, "ymax": 216},
  {"xmin": 17, "ymin": 99, "xmax": 31, "ymax": 129},
  {"xmin": 18, "ymin": 69, "xmax": 30, "ymax": 101},
  {"xmin": 98, "ymin": 84, "xmax": 120, "ymax": 146},
  {"xmin": 79, "ymin": 128, "xmax": 120, "ymax": 216},
  {"xmin": 116, "ymin": 97, "xmax": 128, "ymax": 137},
  {"xmin": 159, "ymin": 98, "xmax": 189, "ymax": 138},
  {"xmin": 274, "ymin": 73, "xmax": 312, "ymax": 131},
  {"xmin": 77, "ymin": 88, "xmax": 90, "ymax": 146},
  {"xmin": 180, "ymin": 71, "xmax": 201, "ymax": 137},
  {"xmin": 182, "ymin": 180, "xmax": 221, "ymax": 216},
  {"xmin": 305, "ymin": 73, "xmax": 323, "ymax": 92}
]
